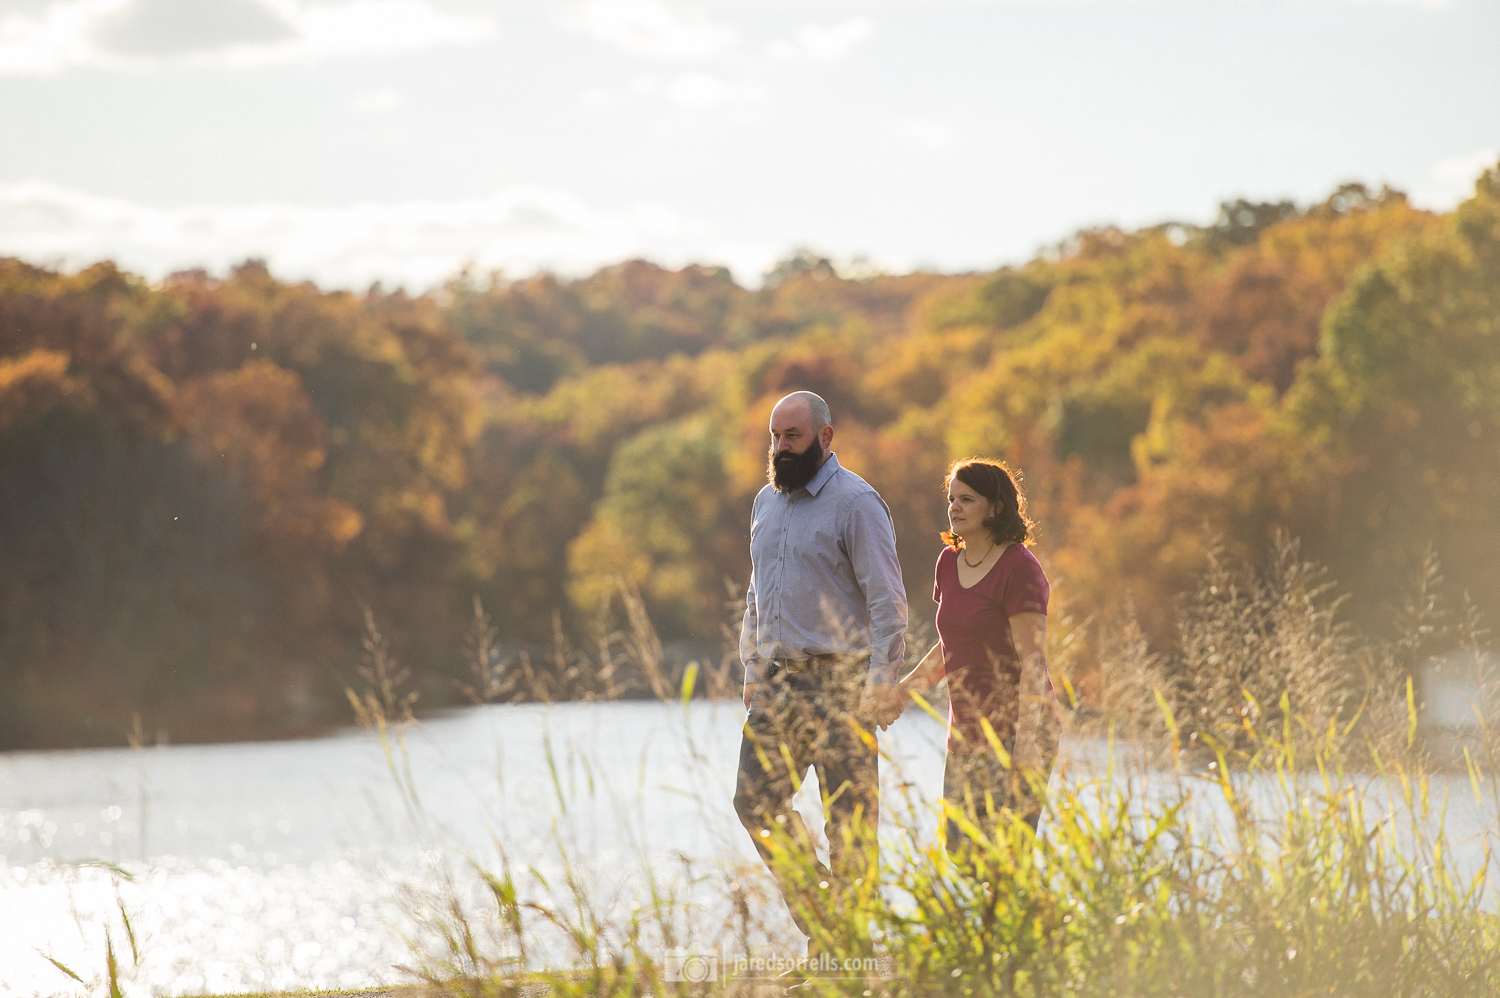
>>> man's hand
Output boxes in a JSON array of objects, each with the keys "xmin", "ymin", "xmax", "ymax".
[
  {"xmin": 743, "ymin": 682, "xmax": 760, "ymax": 712},
  {"xmin": 858, "ymin": 684, "xmax": 906, "ymax": 730}
]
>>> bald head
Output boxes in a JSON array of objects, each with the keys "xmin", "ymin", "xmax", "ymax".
[
  {"xmin": 768, "ymin": 392, "xmax": 834, "ymax": 491},
  {"xmin": 772, "ymin": 391, "xmax": 831, "ymax": 432}
]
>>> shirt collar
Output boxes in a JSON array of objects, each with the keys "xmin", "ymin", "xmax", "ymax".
[{"xmin": 804, "ymin": 451, "xmax": 841, "ymax": 497}]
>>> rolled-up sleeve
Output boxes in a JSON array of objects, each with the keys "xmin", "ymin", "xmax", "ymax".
[{"xmin": 845, "ymin": 490, "xmax": 907, "ymax": 684}]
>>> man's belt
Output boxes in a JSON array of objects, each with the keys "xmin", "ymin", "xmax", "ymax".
[{"xmin": 766, "ymin": 653, "xmax": 845, "ymax": 678}]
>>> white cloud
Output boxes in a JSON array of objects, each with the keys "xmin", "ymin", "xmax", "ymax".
[
  {"xmin": 570, "ymin": 0, "xmax": 731, "ymax": 61},
  {"xmin": 664, "ymin": 71, "xmax": 762, "ymax": 108},
  {"xmin": 351, "ymin": 87, "xmax": 404, "ymax": 112},
  {"xmin": 580, "ymin": 72, "xmax": 761, "ymax": 111},
  {"xmin": 664, "ymin": 71, "xmax": 729, "ymax": 108},
  {"xmin": 0, "ymin": 0, "xmax": 494, "ymax": 75},
  {"xmin": 0, "ymin": 180, "xmax": 698, "ymax": 290},
  {"xmin": 896, "ymin": 117, "xmax": 955, "ymax": 149},
  {"xmin": 1345, "ymin": 0, "xmax": 1452, "ymax": 8},
  {"xmin": 1415, "ymin": 148, "xmax": 1498, "ymax": 209},
  {"xmin": 577, "ymin": 78, "xmax": 641, "ymax": 109},
  {"xmin": 0, "ymin": 0, "xmax": 107, "ymax": 74},
  {"xmin": 767, "ymin": 17, "xmax": 872, "ymax": 62},
  {"xmin": 1433, "ymin": 148, "xmax": 1497, "ymax": 186},
  {"xmin": 92, "ymin": 0, "xmax": 295, "ymax": 58},
  {"xmin": 270, "ymin": 0, "xmax": 491, "ymax": 66}
]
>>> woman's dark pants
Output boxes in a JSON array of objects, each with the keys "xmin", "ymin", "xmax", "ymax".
[{"xmin": 941, "ymin": 729, "xmax": 1059, "ymax": 859}]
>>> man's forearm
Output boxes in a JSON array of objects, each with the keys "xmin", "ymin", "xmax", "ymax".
[
  {"xmin": 846, "ymin": 492, "xmax": 908, "ymax": 686},
  {"xmin": 863, "ymin": 609, "xmax": 906, "ymax": 684}
]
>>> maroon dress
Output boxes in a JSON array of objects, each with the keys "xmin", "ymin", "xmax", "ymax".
[{"xmin": 932, "ymin": 543, "xmax": 1051, "ymax": 752}]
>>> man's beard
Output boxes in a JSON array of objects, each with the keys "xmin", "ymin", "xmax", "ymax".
[{"xmin": 768, "ymin": 438, "xmax": 825, "ymax": 492}]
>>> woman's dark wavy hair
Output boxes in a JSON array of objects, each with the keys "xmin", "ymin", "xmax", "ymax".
[{"xmin": 941, "ymin": 457, "xmax": 1034, "ymax": 551}]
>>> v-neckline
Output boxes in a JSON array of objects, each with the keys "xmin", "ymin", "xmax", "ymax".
[{"xmin": 956, "ymin": 542, "xmax": 1011, "ymax": 590}]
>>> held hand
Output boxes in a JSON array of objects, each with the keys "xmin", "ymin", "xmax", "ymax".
[
  {"xmin": 742, "ymin": 682, "xmax": 760, "ymax": 712},
  {"xmin": 859, "ymin": 684, "xmax": 906, "ymax": 730},
  {"xmin": 885, "ymin": 685, "xmax": 911, "ymax": 727}
]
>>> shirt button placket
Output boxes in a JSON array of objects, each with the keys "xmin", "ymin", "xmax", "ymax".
[{"xmin": 775, "ymin": 496, "xmax": 793, "ymax": 654}]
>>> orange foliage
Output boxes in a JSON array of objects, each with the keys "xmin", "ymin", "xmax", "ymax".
[
  {"xmin": 178, "ymin": 362, "xmax": 363, "ymax": 551},
  {"xmin": 3, "ymin": 168, "xmax": 1498, "ymax": 746},
  {"xmin": 0, "ymin": 349, "xmax": 94, "ymax": 431}
]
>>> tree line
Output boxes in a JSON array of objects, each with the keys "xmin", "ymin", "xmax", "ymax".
[{"xmin": 1, "ymin": 167, "xmax": 1497, "ymax": 748}]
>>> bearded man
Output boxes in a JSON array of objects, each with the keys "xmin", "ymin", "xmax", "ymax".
[{"xmin": 732, "ymin": 390, "xmax": 908, "ymax": 969}]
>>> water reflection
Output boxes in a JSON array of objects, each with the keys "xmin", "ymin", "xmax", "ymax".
[
  {"xmin": 1, "ymin": 700, "xmax": 934, "ymax": 994},
  {"xmin": 1, "ymin": 702, "xmax": 1494, "ymax": 994}
]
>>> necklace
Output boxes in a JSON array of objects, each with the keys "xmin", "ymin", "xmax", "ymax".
[{"xmin": 961, "ymin": 542, "xmax": 994, "ymax": 568}]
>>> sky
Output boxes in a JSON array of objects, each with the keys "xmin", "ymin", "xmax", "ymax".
[{"xmin": 0, "ymin": 0, "xmax": 1496, "ymax": 290}]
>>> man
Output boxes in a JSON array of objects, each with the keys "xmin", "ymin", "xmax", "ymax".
[{"xmin": 732, "ymin": 390, "xmax": 908, "ymax": 964}]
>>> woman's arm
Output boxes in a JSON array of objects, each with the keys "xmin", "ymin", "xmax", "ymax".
[
  {"xmin": 1008, "ymin": 612, "xmax": 1049, "ymax": 773},
  {"xmin": 897, "ymin": 642, "xmax": 945, "ymax": 700}
]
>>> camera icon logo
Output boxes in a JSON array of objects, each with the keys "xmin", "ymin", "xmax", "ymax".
[{"xmin": 664, "ymin": 949, "xmax": 718, "ymax": 983}]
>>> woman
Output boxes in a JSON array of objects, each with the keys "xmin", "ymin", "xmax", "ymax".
[{"xmin": 896, "ymin": 457, "xmax": 1057, "ymax": 854}]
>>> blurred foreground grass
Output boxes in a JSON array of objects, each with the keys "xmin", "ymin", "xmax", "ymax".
[
  {"xmin": 367, "ymin": 543, "xmax": 1500, "ymax": 998},
  {"xmin": 59, "ymin": 539, "xmax": 1500, "ymax": 997}
]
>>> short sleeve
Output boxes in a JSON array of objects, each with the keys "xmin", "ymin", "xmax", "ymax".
[{"xmin": 1001, "ymin": 550, "xmax": 1050, "ymax": 618}]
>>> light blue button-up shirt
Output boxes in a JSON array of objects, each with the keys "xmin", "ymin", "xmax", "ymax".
[{"xmin": 739, "ymin": 453, "xmax": 908, "ymax": 686}]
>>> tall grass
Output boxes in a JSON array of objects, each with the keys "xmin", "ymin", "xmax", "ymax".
[
  {"xmin": 345, "ymin": 538, "xmax": 1500, "ymax": 998},
  {"xmin": 860, "ymin": 719, "xmax": 1498, "ymax": 996}
]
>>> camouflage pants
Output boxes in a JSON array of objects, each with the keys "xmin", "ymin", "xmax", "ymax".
[{"xmin": 733, "ymin": 656, "xmax": 878, "ymax": 938}]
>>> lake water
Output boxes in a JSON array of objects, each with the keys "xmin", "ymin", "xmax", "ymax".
[
  {"xmin": 0, "ymin": 701, "xmax": 954, "ymax": 996},
  {"xmin": 1, "ymin": 701, "xmax": 1495, "ymax": 996}
]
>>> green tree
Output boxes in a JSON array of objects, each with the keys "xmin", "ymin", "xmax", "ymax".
[{"xmin": 567, "ymin": 417, "xmax": 747, "ymax": 638}]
